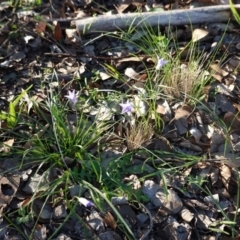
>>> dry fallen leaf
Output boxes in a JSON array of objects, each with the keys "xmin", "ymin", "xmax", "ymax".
[
  {"xmin": 53, "ymin": 21, "xmax": 62, "ymax": 41},
  {"xmin": 179, "ymin": 141, "xmax": 203, "ymax": 152},
  {"xmin": 229, "ymin": 58, "xmax": 240, "ymax": 69},
  {"xmin": 10, "ymin": 51, "xmax": 25, "ymax": 62},
  {"xmin": 65, "ymin": 29, "xmax": 82, "ymax": 44},
  {"xmin": 103, "ymin": 211, "xmax": 117, "ymax": 230},
  {"xmin": 156, "ymin": 104, "xmax": 166, "ymax": 114},
  {"xmin": 210, "ymin": 63, "xmax": 228, "ymax": 77},
  {"xmin": 0, "ymin": 175, "xmax": 20, "ymax": 208},
  {"xmin": 179, "ymin": 207, "xmax": 194, "ymax": 222},
  {"xmin": 215, "ymin": 94, "xmax": 236, "ymax": 113},
  {"xmin": 119, "ymin": 56, "xmax": 146, "ymax": 63},
  {"xmin": 152, "ymin": 137, "xmax": 172, "ymax": 152},
  {"xmin": 124, "ymin": 67, "xmax": 141, "ymax": 80},
  {"xmin": 174, "ymin": 105, "xmax": 192, "ymax": 135},
  {"xmin": 2, "ymin": 138, "xmax": 14, "ymax": 153},
  {"xmin": 35, "ymin": 21, "xmax": 47, "ymax": 34},
  {"xmin": 190, "ymin": 128, "xmax": 202, "ymax": 143},
  {"xmin": 224, "ymin": 112, "xmax": 240, "ymax": 133},
  {"xmin": 196, "ymin": 209, "xmax": 213, "ymax": 229},
  {"xmin": 220, "ymin": 164, "xmax": 231, "ymax": 190},
  {"xmin": 192, "ymin": 28, "xmax": 209, "ymax": 42}
]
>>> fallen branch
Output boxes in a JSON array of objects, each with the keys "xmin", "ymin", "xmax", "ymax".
[{"xmin": 74, "ymin": 5, "xmax": 240, "ymax": 34}]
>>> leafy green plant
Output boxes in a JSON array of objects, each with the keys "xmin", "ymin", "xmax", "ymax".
[
  {"xmin": 0, "ymin": 85, "xmax": 32, "ymax": 128},
  {"xmin": 21, "ymin": 91, "xmax": 105, "ymax": 169},
  {"xmin": 33, "ymin": 0, "xmax": 42, "ymax": 6}
]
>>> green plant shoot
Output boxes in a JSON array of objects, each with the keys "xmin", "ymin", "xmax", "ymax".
[{"xmin": 0, "ymin": 85, "xmax": 32, "ymax": 128}]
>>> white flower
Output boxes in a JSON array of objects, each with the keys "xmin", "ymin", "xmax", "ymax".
[
  {"xmin": 119, "ymin": 100, "xmax": 134, "ymax": 116},
  {"xmin": 65, "ymin": 90, "xmax": 77, "ymax": 104}
]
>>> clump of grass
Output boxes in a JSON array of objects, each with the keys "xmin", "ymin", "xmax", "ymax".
[
  {"xmin": 125, "ymin": 120, "xmax": 154, "ymax": 151},
  {"xmin": 103, "ymin": 22, "xmax": 228, "ymax": 105},
  {"xmin": 162, "ymin": 53, "xmax": 209, "ymax": 102}
]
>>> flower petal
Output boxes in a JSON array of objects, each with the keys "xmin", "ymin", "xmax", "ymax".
[
  {"xmin": 65, "ymin": 90, "xmax": 77, "ymax": 104},
  {"xmin": 77, "ymin": 197, "xmax": 94, "ymax": 208},
  {"xmin": 120, "ymin": 100, "xmax": 134, "ymax": 114},
  {"xmin": 156, "ymin": 57, "xmax": 168, "ymax": 70}
]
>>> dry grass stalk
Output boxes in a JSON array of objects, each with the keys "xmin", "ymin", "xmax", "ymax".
[
  {"xmin": 126, "ymin": 121, "xmax": 154, "ymax": 151},
  {"xmin": 163, "ymin": 54, "xmax": 208, "ymax": 101}
]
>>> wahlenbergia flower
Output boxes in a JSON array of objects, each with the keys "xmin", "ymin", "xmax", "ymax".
[
  {"xmin": 65, "ymin": 90, "xmax": 77, "ymax": 104},
  {"xmin": 77, "ymin": 197, "xmax": 94, "ymax": 208},
  {"xmin": 119, "ymin": 100, "xmax": 134, "ymax": 115},
  {"xmin": 156, "ymin": 57, "xmax": 168, "ymax": 70}
]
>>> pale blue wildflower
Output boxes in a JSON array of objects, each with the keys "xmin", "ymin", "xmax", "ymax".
[
  {"xmin": 65, "ymin": 90, "xmax": 77, "ymax": 104},
  {"xmin": 77, "ymin": 197, "xmax": 94, "ymax": 208},
  {"xmin": 119, "ymin": 100, "xmax": 134, "ymax": 116},
  {"xmin": 156, "ymin": 57, "xmax": 168, "ymax": 70}
]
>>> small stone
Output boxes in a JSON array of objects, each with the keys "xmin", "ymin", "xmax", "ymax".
[
  {"xmin": 136, "ymin": 213, "xmax": 149, "ymax": 223},
  {"xmin": 230, "ymin": 133, "xmax": 239, "ymax": 143},
  {"xmin": 0, "ymin": 220, "xmax": 7, "ymax": 238},
  {"xmin": 22, "ymin": 174, "xmax": 47, "ymax": 194},
  {"xmin": 86, "ymin": 209, "xmax": 105, "ymax": 234},
  {"xmin": 165, "ymin": 216, "xmax": 191, "ymax": 240},
  {"xmin": 111, "ymin": 196, "xmax": 128, "ymax": 205},
  {"xmin": 53, "ymin": 204, "xmax": 68, "ymax": 219},
  {"xmin": 152, "ymin": 189, "xmax": 165, "ymax": 207},
  {"xmin": 162, "ymin": 189, "xmax": 183, "ymax": 214},
  {"xmin": 179, "ymin": 207, "xmax": 194, "ymax": 222},
  {"xmin": 99, "ymin": 231, "xmax": 122, "ymax": 240},
  {"xmin": 39, "ymin": 204, "xmax": 53, "ymax": 220},
  {"xmin": 142, "ymin": 180, "xmax": 162, "ymax": 199}
]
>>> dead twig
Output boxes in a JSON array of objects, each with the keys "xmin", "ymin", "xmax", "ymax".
[{"xmin": 73, "ymin": 5, "xmax": 240, "ymax": 33}]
